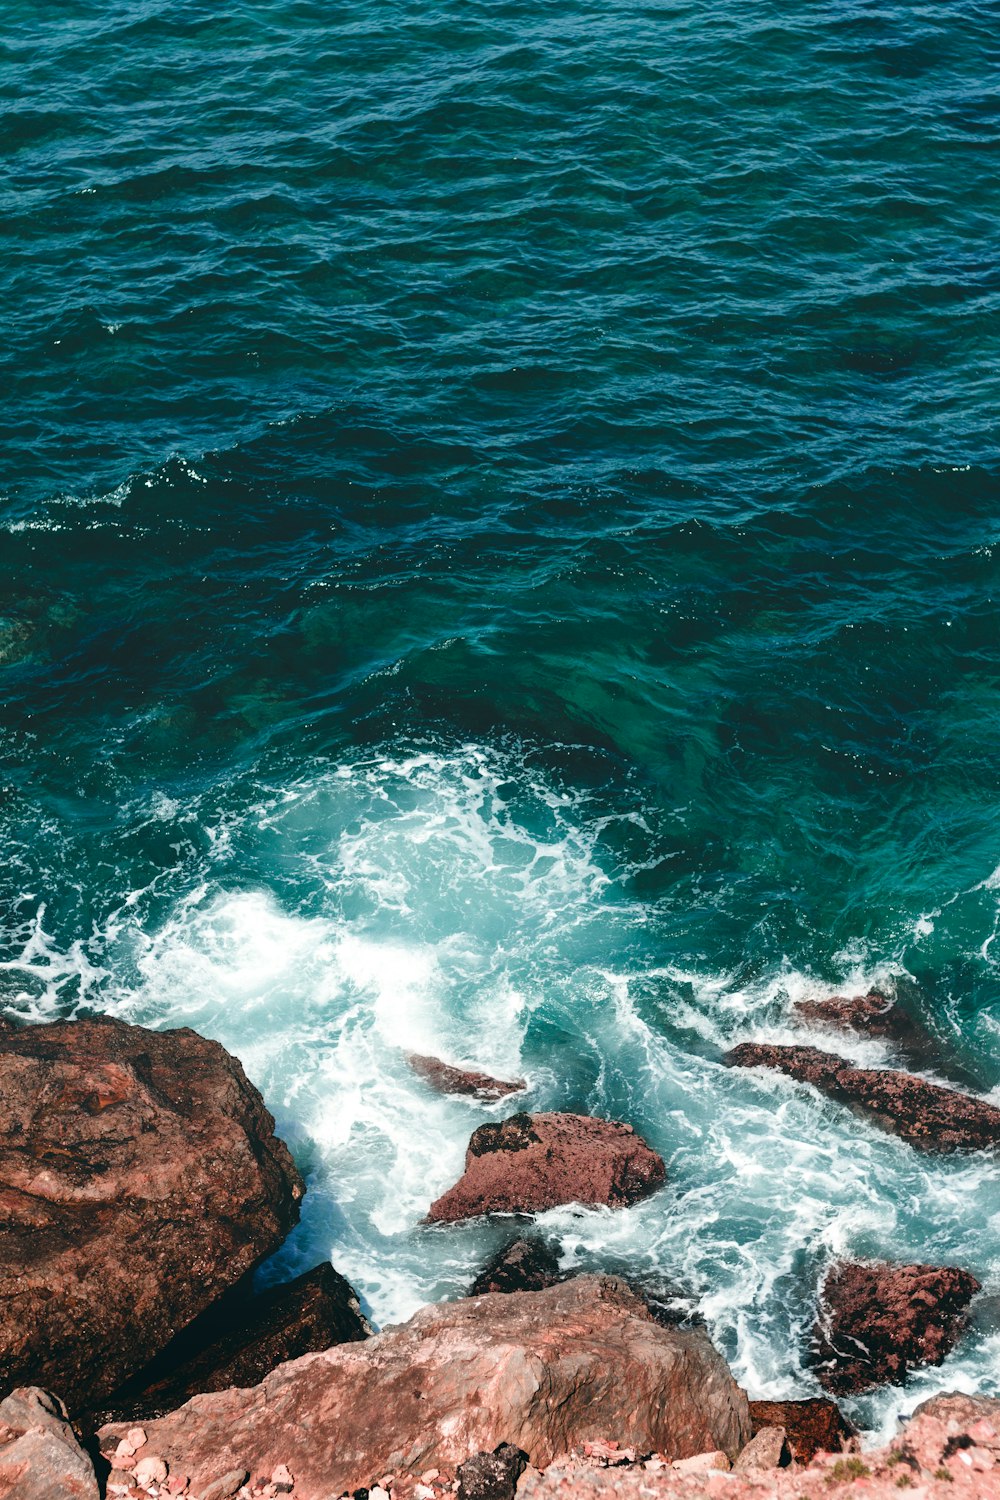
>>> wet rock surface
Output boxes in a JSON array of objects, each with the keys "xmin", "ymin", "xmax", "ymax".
[
  {"xmin": 725, "ymin": 1041, "xmax": 1000, "ymax": 1151},
  {"xmin": 428, "ymin": 1113, "xmax": 666, "ymax": 1222},
  {"xmin": 469, "ymin": 1237, "xmax": 563, "ymax": 1296},
  {"xmin": 408, "ymin": 1054, "xmax": 526, "ymax": 1101},
  {"xmin": 813, "ymin": 1260, "xmax": 982, "ymax": 1394},
  {"xmin": 794, "ymin": 990, "xmax": 926, "ymax": 1045},
  {"xmin": 94, "ymin": 1263, "xmax": 370, "ymax": 1425},
  {"xmin": 748, "ymin": 1398, "xmax": 855, "ymax": 1462},
  {"xmin": 0, "ymin": 1014, "xmax": 304, "ymax": 1412},
  {"xmin": 97, "ymin": 1276, "xmax": 750, "ymax": 1500}
]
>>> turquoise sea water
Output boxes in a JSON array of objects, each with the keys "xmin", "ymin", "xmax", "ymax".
[{"xmin": 3, "ymin": 0, "xmax": 1000, "ymax": 1439}]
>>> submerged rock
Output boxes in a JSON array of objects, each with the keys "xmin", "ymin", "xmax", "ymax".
[
  {"xmin": 748, "ymin": 1398, "xmax": 855, "ymax": 1462},
  {"xmin": 0, "ymin": 1014, "xmax": 303, "ymax": 1412},
  {"xmin": 95, "ymin": 1262, "xmax": 370, "ymax": 1424},
  {"xmin": 794, "ymin": 990, "xmax": 923, "ymax": 1045},
  {"xmin": 97, "ymin": 1276, "xmax": 751, "ymax": 1500},
  {"xmin": 428, "ymin": 1112, "xmax": 665, "ymax": 1222},
  {"xmin": 469, "ymin": 1236, "xmax": 563, "ymax": 1296},
  {"xmin": 725, "ymin": 1042, "xmax": 1000, "ymax": 1151},
  {"xmin": 813, "ymin": 1260, "xmax": 981, "ymax": 1394},
  {"xmin": 0, "ymin": 1387, "xmax": 99, "ymax": 1500},
  {"xmin": 408, "ymin": 1053, "xmax": 526, "ymax": 1101}
]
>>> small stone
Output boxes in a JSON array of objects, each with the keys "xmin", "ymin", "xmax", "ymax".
[
  {"xmin": 734, "ymin": 1426, "xmax": 791, "ymax": 1471},
  {"xmin": 379, "ymin": 1479, "xmax": 394, "ymax": 1491},
  {"xmin": 199, "ymin": 1471, "xmax": 251, "ymax": 1500},
  {"xmin": 135, "ymin": 1455, "xmax": 169, "ymax": 1486},
  {"xmin": 128, "ymin": 1428, "xmax": 149, "ymax": 1452},
  {"xmin": 672, "ymin": 1451, "xmax": 731, "ymax": 1474},
  {"xmin": 415, "ymin": 1487, "xmax": 435, "ymax": 1499},
  {"xmin": 116, "ymin": 1439, "xmax": 138, "ymax": 1462},
  {"xmin": 167, "ymin": 1480, "xmax": 190, "ymax": 1495},
  {"xmin": 370, "ymin": 1488, "xmax": 390, "ymax": 1500},
  {"xmin": 271, "ymin": 1467, "xmax": 293, "ymax": 1487},
  {"xmin": 421, "ymin": 1472, "xmax": 440, "ymax": 1485}
]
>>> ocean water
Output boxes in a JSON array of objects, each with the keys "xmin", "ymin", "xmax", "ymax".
[{"xmin": 3, "ymin": 0, "xmax": 1000, "ymax": 1443}]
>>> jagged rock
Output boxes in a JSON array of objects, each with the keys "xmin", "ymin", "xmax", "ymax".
[
  {"xmin": 793, "ymin": 990, "xmax": 918, "ymax": 1041},
  {"xmin": 95, "ymin": 1263, "xmax": 370, "ymax": 1423},
  {"xmin": 469, "ymin": 1237, "xmax": 563, "ymax": 1296},
  {"xmin": 813, "ymin": 1260, "xmax": 981, "ymax": 1394},
  {"xmin": 748, "ymin": 1398, "xmax": 855, "ymax": 1461},
  {"xmin": 0, "ymin": 1015, "xmax": 304, "ymax": 1411},
  {"xmin": 408, "ymin": 1054, "xmax": 526, "ymax": 1101},
  {"xmin": 733, "ymin": 1426, "xmax": 790, "ymax": 1470},
  {"xmin": 725, "ymin": 1042, "xmax": 1000, "ymax": 1151},
  {"xmin": 0, "ymin": 1387, "xmax": 99, "ymax": 1500},
  {"xmin": 428, "ymin": 1113, "xmax": 665, "ymax": 1221},
  {"xmin": 97, "ymin": 1276, "xmax": 750, "ymax": 1500},
  {"xmin": 457, "ymin": 1443, "xmax": 528, "ymax": 1500},
  {"xmin": 912, "ymin": 1392, "xmax": 1000, "ymax": 1429}
]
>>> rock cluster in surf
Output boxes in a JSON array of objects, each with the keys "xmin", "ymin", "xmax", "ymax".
[{"xmin": 0, "ymin": 991, "xmax": 996, "ymax": 1500}]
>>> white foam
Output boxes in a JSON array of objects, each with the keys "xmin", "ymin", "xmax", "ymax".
[{"xmin": 4, "ymin": 741, "xmax": 1000, "ymax": 1432}]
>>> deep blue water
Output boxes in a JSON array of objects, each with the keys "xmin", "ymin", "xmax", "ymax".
[{"xmin": 3, "ymin": 0, "xmax": 1000, "ymax": 1437}]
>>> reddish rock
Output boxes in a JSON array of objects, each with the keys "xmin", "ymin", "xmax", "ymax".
[
  {"xmin": 813, "ymin": 1260, "xmax": 981, "ymax": 1394},
  {"xmin": 428, "ymin": 1113, "xmax": 665, "ymax": 1222},
  {"xmin": 94, "ymin": 1263, "xmax": 370, "ymax": 1424},
  {"xmin": 469, "ymin": 1237, "xmax": 563, "ymax": 1296},
  {"xmin": 97, "ymin": 1276, "xmax": 750, "ymax": 1500},
  {"xmin": 913, "ymin": 1392, "xmax": 1000, "ymax": 1430},
  {"xmin": 794, "ymin": 991, "xmax": 922, "ymax": 1044},
  {"xmin": 725, "ymin": 1042, "xmax": 1000, "ymax": 1151},
  {"xmin": 733, "ymin": 1426, "xmax": 790, "ymax": 1471},
  {"xmin": 0, "ymin": 1387, "xmax": 99, "ymax": 1500},
  {"xmin": 0, "ymin": 1015, "xmax": 304, "ymax": 1413},
  {"xmin": 748, "ymin": 1398, "xmax": 855, "ymax": 1461},
  {"xmin": 408, "ymin": 1054, "xmax": 526, "ymax": 1101}
]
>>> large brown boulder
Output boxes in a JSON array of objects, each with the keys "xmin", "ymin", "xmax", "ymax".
[
  {"xmin": 813, "ymin": 1260, "xmax": 981, "ymax": 1394},
  {"xmin": 428, "ymin": 1113, "xmax": 666, "ymax": 1222},
  {"xmin": 97, "ymin": 1276, "xmax": 751, "ymax": 1500},
  {"xmin": 0, "ymin": 1015, "xmax": 304, "ymax": 1413},
  {"xmin": 725, "ymin": 1042, "xmax": 1000, "ymax": 1151},
  {"xmin": 748, "ymin": 1398, "xmax": 855, "ymax": 1462},
  {"xmin": 94, "ymin": 1262, "xmax": 370, "ymax": 1424},
  {"xmin": 408, "ymin": 1053, "xmax": 526, "ymax": 1101}
]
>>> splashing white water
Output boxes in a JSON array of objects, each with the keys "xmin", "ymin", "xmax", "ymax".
[{"xmin": 3, "ymin": 742, "xmax": 1000, "ymax": 1438}]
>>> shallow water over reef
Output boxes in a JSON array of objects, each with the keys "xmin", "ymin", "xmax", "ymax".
[{"xmin": 3, "ymin": 0, "xmax": 1000, "ymax": 1442}]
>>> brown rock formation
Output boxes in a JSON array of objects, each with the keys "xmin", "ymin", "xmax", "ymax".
[
  {"xmin": 748, "ymin": 1398, "xmax": 855, "ymax": 1462},
  {"xmin": 0, "ymin": 1388, "xmax": 99, "ymax": 1500},
  {"xmin": 97, "ymin": 1276, "xmax": 751, "ymax": 1500},
  {"xmin": 94, "ymin": 1263, "xmax": 370, "ymax": 1424},
  {"xmin": 724, "ymin": 1042, "xmax": 1000, "ymax": 1151},
  {"xmin": 408, "ymin": 1054, "xmax": 526, "ymax": 1101},
  {"xmin": 0, "ymin": 1015, "xmax": 304, "ymax": 1413},
  {"xmin": 813, "ymin": 1260, "xmax": 981, "ymax": 1394},
  {"xmin": 794, "ymin": 991, "xmax": 923, "ymax": 1044},
  {"xmin": 428, "ymin": 1112, "xmax": 666, "ymax": 1222},
  {"xmin": 469, "ymin": 1237, "xmax": 563, "ymax": 1295}
]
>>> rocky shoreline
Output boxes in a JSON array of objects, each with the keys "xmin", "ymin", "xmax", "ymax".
[{"xmin": 1, "ymin": 993, "xmax": 997, "ymax": 1500}]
